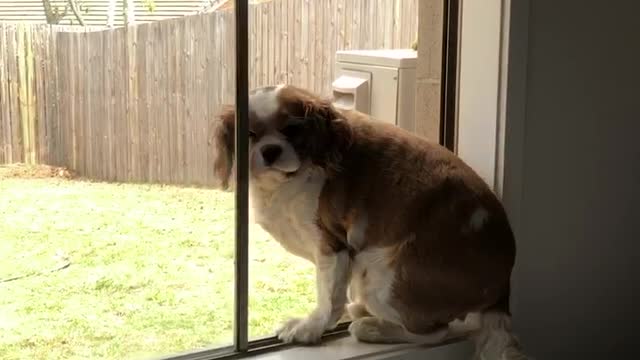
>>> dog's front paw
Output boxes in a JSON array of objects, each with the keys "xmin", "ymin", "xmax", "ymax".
[{"xmin": 276, "ymin": 317, "xmax": 326, "ymax": 344}]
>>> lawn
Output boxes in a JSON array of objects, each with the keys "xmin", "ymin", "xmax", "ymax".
[{"xmin": 0, "ymin": 165, "xmax": 316, "ymax": 360}]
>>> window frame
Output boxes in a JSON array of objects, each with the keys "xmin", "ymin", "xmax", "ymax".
[
  {"xmin": 440, "ymin": 0, "xmax": 462, "ymax": 152},
  {"xmin": 158, "ymin": 1, "xmax": 352, "ymax": 358},
  {"xmin": 234, "ymin": 0, "xmax": 250, "ymax": 353},
  {"xmin": 155, "ymin": 0, "xmax": 528, "ymax": 357}
]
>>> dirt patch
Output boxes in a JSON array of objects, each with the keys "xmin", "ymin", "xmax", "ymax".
[{"xmin": 0, "ymin": 164, "xmax": 75, "ymax": 180}]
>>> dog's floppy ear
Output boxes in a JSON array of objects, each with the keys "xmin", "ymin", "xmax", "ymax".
[
  {"xmin": 306, "ymin": 100, "xmax": 352, "ymax": 174},
  {"xmin": 211, "ymin": 104, "xmax": 236, "ymax": 190},
  {"xmin": 282, "ymin": 87, "xmax": 353, "ymax": 175}
]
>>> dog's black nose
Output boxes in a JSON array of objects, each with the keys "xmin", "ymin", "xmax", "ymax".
[{"xmin": 261, "ymin": 144, "xmax": 282, "ymax": 165}]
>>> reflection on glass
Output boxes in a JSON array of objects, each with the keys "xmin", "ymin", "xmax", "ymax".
[
  {"xmin": 246, "ymin": 0, "xmax": 417, "ymax": 340},
  {"xmin": 0, "ymin": 9, "xmax": 236, "ymax": 360}
]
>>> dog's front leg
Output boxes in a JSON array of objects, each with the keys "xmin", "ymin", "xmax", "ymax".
[{"xmin": 276, "ymin": 249, "xmax": 350, "ymax": 344}]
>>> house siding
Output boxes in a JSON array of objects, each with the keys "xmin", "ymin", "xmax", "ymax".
[{"xmin": 0, "ymin": 0, "xmax": 220, "ymax": 26}]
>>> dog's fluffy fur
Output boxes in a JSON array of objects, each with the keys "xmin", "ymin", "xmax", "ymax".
[{"xmin": 212, "ymin": 85, "xmax": 529, "ymax": 359}]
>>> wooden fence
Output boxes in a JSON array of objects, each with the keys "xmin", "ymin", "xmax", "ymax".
[{"xmin": 0, "ymin": 0, "xmax": 418, "ymax": 186}]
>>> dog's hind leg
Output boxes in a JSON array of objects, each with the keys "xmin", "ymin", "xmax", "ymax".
[
  {"xmin": 347, "ymin": 247, "xmax": 449, "ymax": 345},
  {"xmin": 346, "ymin": 302, "xmax": 371, "ymax": 320},
  {"xmin": 345, "ymin": 283, "xmax": 371, "ymax": 320}
]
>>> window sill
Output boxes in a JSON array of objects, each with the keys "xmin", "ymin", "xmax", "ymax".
[{"xmin": 249, "ymin": 336, "xmax": 474, "ymax": 360}]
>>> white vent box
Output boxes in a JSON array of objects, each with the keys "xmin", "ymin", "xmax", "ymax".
[{"xmin": 332, "ymin": 49, "xmax": 417, "ymax": 132}]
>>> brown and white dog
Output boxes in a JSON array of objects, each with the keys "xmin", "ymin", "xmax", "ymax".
[{"xmin": 212, "ymin": 85, "xmax": 528, "ymax": 359}]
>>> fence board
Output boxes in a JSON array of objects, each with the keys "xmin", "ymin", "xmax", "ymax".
[
  {"xmin": 102, "ymin": 30, "xmax": 112, "ymax": 180},
  {"xmin": 18, "ymin": 25, "xmax": 36, "ymax": 164},
  {"xmin": 163, "ymin": 20, "xmax": 174, "ymax": 184},
  {"xmin": 150, "ymin": 23, "xmax": 160, "ymax": 182},
  {"xmin": 267, "ymin": 1, "xmax": 274, "ymax": 86},
  {"xmin": 138, "ymin": 24, "xmax": 150, "ymax": 183},
  {"xmin": 81, "ymin": 32, "xmax": 90, "ymax": 177},
  {"xmin": 0, "ymin": 0, "xmax": 418, "ymax": 185},
  {"xmin": 261, "ymin": 3, "xmax": 268, "ymax": 87},
  {"xmin": 193, "ymin": 15, "xmax": 206, "ymax": 185},
  {"xmin": 8, "ymin": 25, "xmax": 23, "ymax": 163},
  {"xmin": 56, "ymin": 32, "xmax": 68, "ymax": 167},
  {"xmin": 312, "ymin": 0, "xmax": 321, "ymax": 94},
  {"xmin": 112, "ymin": 28, "xmax": 124, "ymax": 180},
  {"xmin": 286, "ymin": 0, "xmax": 294, "ymax": 83},
  {"xmin": 174, "ymin": 19, "xmax": 185, "ymax": 184},
  {"xmin": 0, "ymin": 26, "xmax": 8, "ymax": 163},
  {"xmin": 183, "ymin": 17, "xmax": 194, "ymax": 184},
  {"xmin": 32, "ymin": 27, "xmax": 44, "ymax": 164},
  {"xmin": 249, "ymin": 5, "xmax": 256, "ymax": 89},
  {"xmin": 16, "ymin": 25, "xmax": 28, "ymax": 163},
  {"xmin": 90, "ymin": 30, "xmax": 102, "ymax": 179}
]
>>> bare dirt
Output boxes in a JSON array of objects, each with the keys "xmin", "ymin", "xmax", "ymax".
[{"xmin": 0, "ymin": 163, "xmax": 75, "ymax": 180}]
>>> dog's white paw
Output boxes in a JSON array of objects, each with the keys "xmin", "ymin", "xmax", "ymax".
[
  {"xmin": 276, "ymin": 317, "xmax": 326, "ymax": 344},
  {"xmin": 349, "ymin": 317, "xmax": 384, "ymax": 342}
]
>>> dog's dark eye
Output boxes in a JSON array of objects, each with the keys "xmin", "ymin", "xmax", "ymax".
[
  {"xmin": 280, "ymin": 123, "xmax": 303, "ymax": 138},
  {"xmin": 249, "ymin": 130, "xmax": 257, "ymax": 140}
]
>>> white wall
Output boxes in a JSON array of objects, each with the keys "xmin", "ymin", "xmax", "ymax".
[{"xmin": 504, "ymin": 1, "xmax": 640, "ymax": 358}]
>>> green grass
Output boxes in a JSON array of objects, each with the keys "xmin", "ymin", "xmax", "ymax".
[{"xmin": 0, "ymin": 174, "xmax": 315, "ymax": 360}]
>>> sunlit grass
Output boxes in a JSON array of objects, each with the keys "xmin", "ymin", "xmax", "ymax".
[{"xmin": 0, "ymin": 171, "xmax": 315, "ymax": 360}]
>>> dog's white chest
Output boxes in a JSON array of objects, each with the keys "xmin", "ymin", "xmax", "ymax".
[{"xmin": 250, "ymin": 169, "xmax": 326, "ymax": 262}]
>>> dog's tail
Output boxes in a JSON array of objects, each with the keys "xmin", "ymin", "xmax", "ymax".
[
  {"xmin": 472, "ymin": 311, "xmax": 529, "ymax": 360},
  {"xmin": 466, "ymin": 291, "xmax": 530, "ymax": 360}
]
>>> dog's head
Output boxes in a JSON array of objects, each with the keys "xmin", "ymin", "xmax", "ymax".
[{"xmin": 211, "ymin": 85, "xmax": 352, "ymax": 190}]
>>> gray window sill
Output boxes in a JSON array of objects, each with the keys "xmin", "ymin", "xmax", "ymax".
[{"xmin": 249, "ymin": 336, "xmax": 474, "ymax": 360}]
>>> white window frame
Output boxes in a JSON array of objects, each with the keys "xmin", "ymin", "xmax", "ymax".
[
  {"xmin": 455, "ymin": 0, "xmax": 529, "ymax": 240},
  {"xmin": 456, "ymin": 0, "xmax": 530, "ymax": 337}
]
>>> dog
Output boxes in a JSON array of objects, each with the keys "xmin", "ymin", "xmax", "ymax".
[{"xmin": 211, "ymin": 85, "xmax": 528, "ymax": 359}]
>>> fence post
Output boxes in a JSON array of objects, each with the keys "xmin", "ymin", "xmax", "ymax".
[{"xmin": 17, "ymin": 24, "xmax": 38, "ymax": 165}]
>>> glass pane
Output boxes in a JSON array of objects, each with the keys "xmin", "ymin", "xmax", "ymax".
[
  {"xmin": 247, "ymin": 0, "xmax": 419, "ymax": 340},
  {"xmin": 246, "ymin": 0, "xmax": 317, "ymax": 340},
  {"xmin": 0, "ymin": 8, "xmax": 236, "ymax": 360}
]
